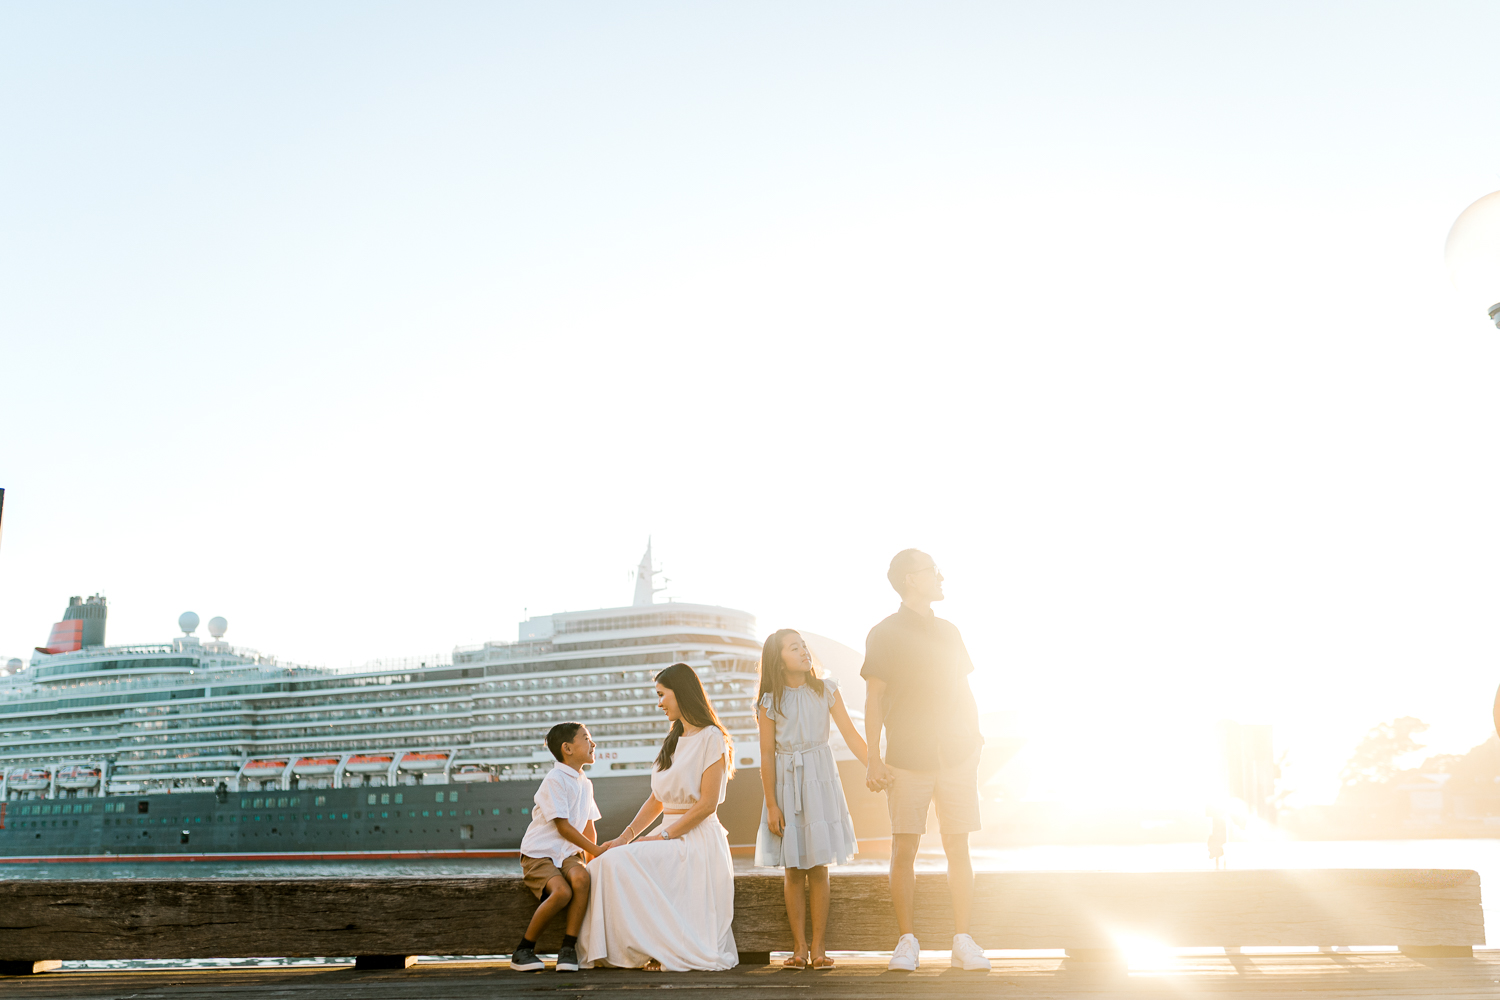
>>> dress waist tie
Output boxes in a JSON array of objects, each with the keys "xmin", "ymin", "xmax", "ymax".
[{"xmin": 775, "ymin": 741, "xmax": 829, "ymax": 816}]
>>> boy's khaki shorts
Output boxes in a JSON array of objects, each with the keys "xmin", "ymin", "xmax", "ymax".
[
  {"xmin": 521, "ymin": 852, "xmax": 586, "ymax": 898},
  {"xmin": 886, "ymin": 747, "xmax": 982, "ymax": 836}
]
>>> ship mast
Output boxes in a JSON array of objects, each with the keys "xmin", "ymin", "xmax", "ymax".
[{"xmin": 632, "ymin": 539, "xmax": 667, "ymax": 606}]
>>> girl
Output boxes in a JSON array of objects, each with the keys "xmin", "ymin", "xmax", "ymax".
[
  {"xmin": 755, "ymin": 629, "xmax": 868, "ymax": 970},
  {"xmin": 577, "ymin": 662, "xmax": 738, "ymax": 971}
]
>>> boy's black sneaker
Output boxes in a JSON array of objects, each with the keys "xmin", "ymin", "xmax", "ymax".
[
  {"xmin": 510, "ymin": 946, "xmax": 544, "ymax": 972},
  {"xmin": 556, "ymin": 943, "xmax": 579, "ymax": 972}
]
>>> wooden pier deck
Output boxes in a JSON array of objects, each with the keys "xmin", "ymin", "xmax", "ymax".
[{"xmin": 7, "ymin": 952, "xmax": 1500, "ymax": 999}]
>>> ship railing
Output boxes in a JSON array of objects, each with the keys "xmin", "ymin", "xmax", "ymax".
[
  {"xmin": 29, "ymin": 643, "xmax": 180, "ymax": 661},
  {"xmin": 4, "ymin": 664, "xmax": 332, "ymax": 702},
  {"xmin": 351, "ymin": 655, "xmax": 454, "ymax": 672}
]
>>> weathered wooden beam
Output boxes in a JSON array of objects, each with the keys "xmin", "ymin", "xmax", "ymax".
[{"xmin": 0, "ymin": 869, "xmax": 1481, "ymax": 966}]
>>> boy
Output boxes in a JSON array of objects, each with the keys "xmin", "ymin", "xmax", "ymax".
[{"xmin": 512, "ymin": 722, "xmax": 603, "ymax": 973}]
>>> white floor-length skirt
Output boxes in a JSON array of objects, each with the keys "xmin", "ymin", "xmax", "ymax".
[{"xmin": 578, "ymin": 814, "xmax": 738, "ymax": 971}]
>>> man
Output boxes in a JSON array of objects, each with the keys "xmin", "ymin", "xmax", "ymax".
[{"xmin": 861, "ymin": 548, "xmax": 990, "ymax": 971}]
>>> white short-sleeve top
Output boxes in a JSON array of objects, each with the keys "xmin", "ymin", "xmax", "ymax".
[
  {"xmin": 759, "ymin": 676, "xmax": 839, "ymax": 754},
  {"xmin": 651, "ymin": 725, "xmax": 730, "ymax": 808},
  {"xmin": 519, "ymin": 762, "xmax": 602, "ymax": 866}
]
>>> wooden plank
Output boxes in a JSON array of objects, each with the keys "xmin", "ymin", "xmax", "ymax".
[
  {"xmin": 735, "ymin": 870, "xmax": 1486, "ymax": 951},
  {"xmin": 7, "ymin": 953, "xmax": 1500, "ymax": 997},
  {"xmin": 0, "ymin": 869, "xmax": 1482, "ymax": 963}
]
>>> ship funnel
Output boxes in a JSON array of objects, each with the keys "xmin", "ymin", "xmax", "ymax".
[
  {"xmin": 37, "ymin": 595, "xmax": 107, "ymax": 654},
  {"xmin": 68, "ymin": 595, "xmax": 108, "ymax": 648}
]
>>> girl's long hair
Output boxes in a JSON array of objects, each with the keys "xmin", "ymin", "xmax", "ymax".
[
  {"xmin": 758, "ymin": 628, "xmax": 826, "ymax": 719},
  {"xmin": 654, "ymin": 662, "xmax": 735, "ymax": 776}
]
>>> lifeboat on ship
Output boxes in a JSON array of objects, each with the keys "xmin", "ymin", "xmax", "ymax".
[
  {"xmin": 450, "ymin": 765, "xmax": 493, "ymax": 783},
  {"xmin": 106, "ymin": 781, "xmax": 144, "ymax": 794},
  {"xmin": 241, "ymin": 759, "xmax": 289, "ymax": 778},
  {"xmin": 291, "ymin": 757, "xmax": 340, "ymax": 776},
  {"xmin": 397, "ymin": 752, "xmax": 449, "ymax": 772},
  {"xmin": 345, "ymin": 754, "xmax": 394, "ymax": 773},
  {"xmin": 55, "ymin": 765, "xmax": 101, "ymax": 789},
  {"xmin": 6, "ymin": 767, "xmax": 51, "ymax": 791}
]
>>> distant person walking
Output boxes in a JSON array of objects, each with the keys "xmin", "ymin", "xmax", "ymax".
[
  {"xmin": 862, "ymin": 549, "xmax": 991, "ymax": 971},
  {"xmin": 754, "ymin": 628, "xmax": 868, "ymax": 969},
  {"xmin": 577, "ymin": 663, "xmax": 739, "ymax": 971}
]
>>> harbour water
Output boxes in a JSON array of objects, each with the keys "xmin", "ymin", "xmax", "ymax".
[{"xmin": 6, "ymin": 838, "xmax": 1497, "ymax": 969}]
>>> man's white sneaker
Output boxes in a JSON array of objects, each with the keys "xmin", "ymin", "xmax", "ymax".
[
  {"xmin": 951, "ymin": 933, "xmax": 991, "ymax": 971},
  {"xmin": 888, "ymin": 934, "xmax": 920, "ymax": 971}
]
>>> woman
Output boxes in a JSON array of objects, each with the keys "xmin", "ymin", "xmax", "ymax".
[
  {"xmin": 755, "ymin": 628, "xmax": 866, "ymax": 969},
  {"xmin": 577, "ymin": 662, "xmax": 738, "ymax": 971}
]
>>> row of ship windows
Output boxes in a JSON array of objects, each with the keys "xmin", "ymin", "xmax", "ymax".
[
  {"xmin": 8, "ymin": 703, "xmax": 752, "ymax": 748},
  {"xmin": 2, "ymin": 701, "xmax": 690, "ymax": 742},
  {"xmin": 5, "ymin": 722, "xmax": 749, "ymax": 767},
  {"xmin": 5, "ymin": 806, "xmax": 523, "ymax": 831},
  {"xmin": 243, "ymin": 669, "xmax": 672, "ymax": 711},
  {"xmin": 10, "ymin": 806, "xmax": 522, "ymax": 825},
  {"xmin": 1, "ymin": 692, "xmax": 660, "ymax": 733},
  {"xmin": 1, "ymin": 719, "xmax": 731, "ymax": 758},
  {"xmin": 8, "ymin": 663, "xmax": 758, "ymax": 729},
  {"xmin": 23, "ymin": 654, "xmax": 751, "ymax": 717},
  {"xmin": 237, "ymin": 791, "xmax": 462, "ymax": 809},
  {"xmin": 9, "ymin": 792, "xmax": 518, "ymax": 820}
]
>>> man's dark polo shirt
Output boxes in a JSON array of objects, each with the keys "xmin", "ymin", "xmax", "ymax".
[{"xmin": 860, "ymin": 604, "xmax": 983, "ymax": 771}]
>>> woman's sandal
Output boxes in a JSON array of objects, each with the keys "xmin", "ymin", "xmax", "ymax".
[
  {"xmin": 782, "ymin": 953, "xmax": 808, "ymax": 970},
  {"xmin": 811, "ymin": 956, "xmax": 835, "ymax": 970},
  {"xmin": 642, "ymin": 959, "xmax": 663, "ymax": 972}
]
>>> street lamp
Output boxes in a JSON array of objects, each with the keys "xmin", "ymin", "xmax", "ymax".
[{"xmin": 1446, "ymin": 191, "xmax": 1500, "ymax": 329}]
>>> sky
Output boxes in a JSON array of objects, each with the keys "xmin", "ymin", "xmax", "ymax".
[{"xmin": 5, "ymin": 2, "xmax": 1500, "ymax": 808}]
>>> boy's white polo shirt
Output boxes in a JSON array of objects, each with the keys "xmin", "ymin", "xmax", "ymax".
[{"xmin": 519, "ymin": 761, "xmax": 601, "ymax": 866}]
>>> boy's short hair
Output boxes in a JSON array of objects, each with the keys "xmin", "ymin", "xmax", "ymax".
[
  {"xmin": 546, "ymin": 722, "xmax": 585, "ymax": 762},
  {"xmin": 887, "ymin": 548, "xmax": 930, "ymax": 594}
]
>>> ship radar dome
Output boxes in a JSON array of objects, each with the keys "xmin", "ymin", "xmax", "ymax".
[
  {"xmin": 208, "ymin": 616, "xmax": 227, "ymax": 639},
  {"xmin": 179, "ymin": 611, "xmax": 200, "ymax": 635}
]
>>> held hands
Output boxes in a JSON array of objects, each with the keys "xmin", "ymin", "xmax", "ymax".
[
  {"xmin": 865, "ymin": 759, "xmax": 893, "ymax": 792},
  {"xmin": 766, "ymin": 803, "xmax": 786, "ymax": 837}
]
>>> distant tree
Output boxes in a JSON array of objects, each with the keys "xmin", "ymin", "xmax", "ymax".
[
  {"xmin": 1417, "ymin": 753, "xmax": 1466, "ymax": 775},
  {"xmin": 1442, "ymin": 735, "xmax": 1500, "ymax": 790},
  {"xmin": 1339, "ymin": 717, "xmax": 1428, "ymax": 789}
]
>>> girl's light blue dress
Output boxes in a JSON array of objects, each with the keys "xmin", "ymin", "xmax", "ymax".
[{"xmin": 754, "ymin": 676, "xmax": 859, "ymax": 869}]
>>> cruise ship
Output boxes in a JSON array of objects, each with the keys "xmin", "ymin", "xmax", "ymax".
[{"xmin": 0, "ymin": 548, "xmax": 889, "ymax": 861}]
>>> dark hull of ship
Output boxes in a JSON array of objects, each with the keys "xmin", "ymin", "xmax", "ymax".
[{"xmin": 0, "ymin": 759, "xmax": 891, "ymax": 862}]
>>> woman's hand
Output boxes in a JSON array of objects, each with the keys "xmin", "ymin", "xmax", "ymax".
[{"xmin": 767, "ymin": 803, "xmax": 786, "ymax": 837}]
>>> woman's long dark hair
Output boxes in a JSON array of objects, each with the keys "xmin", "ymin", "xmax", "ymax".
[
  {"xmin": 654, "ymin": 662, "xmax": 735, "ymax": 776},
  {"xmin": 758, "ymin": 628, "xmax": 825, "ymax": 719}
]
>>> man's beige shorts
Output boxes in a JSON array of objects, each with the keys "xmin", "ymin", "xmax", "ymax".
[
  {"xmin": 521, "ymin": 852, "xmax": 586, "ymax": 898},
  {"xmin": 886, "ymin": 748, "xmax": 982, "ymax": 836}
]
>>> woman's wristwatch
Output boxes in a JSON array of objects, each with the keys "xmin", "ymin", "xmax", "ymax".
[{"xmin": 662, "ymin": 826, "xmax": 673, "ymax": 840}]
